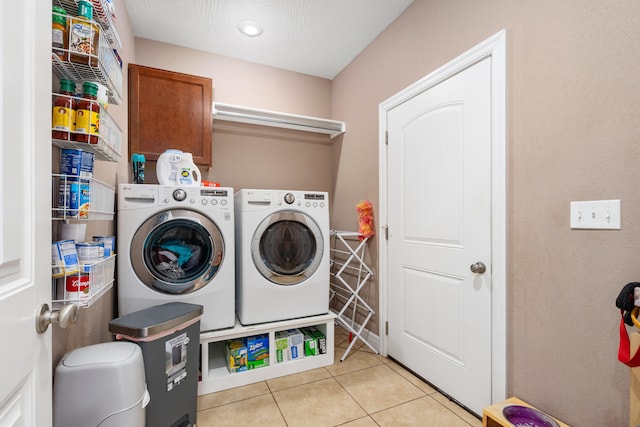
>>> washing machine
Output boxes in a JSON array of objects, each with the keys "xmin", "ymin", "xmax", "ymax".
[
  {"xmin": 235, "ymin": 189, "xmax": 330, "ymax": 325},
  {"xmin": 117, "ymin": 184, "xmax": 235, "ymax": 331}
]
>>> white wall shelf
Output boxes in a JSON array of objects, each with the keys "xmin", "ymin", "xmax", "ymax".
[
  {"xmin": 51, "ymin": 93, "xmax": 123, "ymax": 162},
  {"xmin": 212, "ymin": 102, "xmax": 346, "ymax": 139},
  {"xmin": 52, "ymin": 174, "xmax": 115, "ymax": 220},
  {"xmin": 52, "ymin": 255, "xmax": 116, "ymax": 310},
  {"xmin": 52, "ymin": 0, "xmax": 123, "ymax": 103},
  {"xmin": 198, "ymin": 312, "xmax": 335, "ymax": 395}
]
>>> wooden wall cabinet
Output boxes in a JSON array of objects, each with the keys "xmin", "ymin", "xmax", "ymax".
[{"xmin": 129, "ymin": 64, "xmax": 212, "ymax": 166}]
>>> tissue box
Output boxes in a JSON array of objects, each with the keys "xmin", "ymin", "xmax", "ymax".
[
  {"xmin": 246, "ymin": 334, "xmax": 269, "ymax": 370},
  {"xmin": 225, "ymin": 339, "xmax": 247, "ymax": 373}
]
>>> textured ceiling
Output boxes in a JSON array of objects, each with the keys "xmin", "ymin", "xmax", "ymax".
[{"xmin": 123, "ymin": 0, "xmax": 414, "ymax": 79}]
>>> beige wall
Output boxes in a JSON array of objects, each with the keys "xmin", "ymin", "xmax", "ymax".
[
  {"xmin": 53, "ymin": 0, "xmax": 640, "ymax": 424},
  {"xmin": 131, "ymin": 38, "xmax": 336, "ymax": 193},
  {"xmin": 332, "ymin": 0, "xmax": 640, "ymax": 425}
]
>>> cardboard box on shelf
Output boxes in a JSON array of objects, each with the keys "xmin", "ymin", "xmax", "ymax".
[
  {"xmin": 275, "ymin": 328, "xmax": 305, "ymax": 363},
  {"xmin": 225, "ymin": 339, "xmax": 247, "ymax": 373},
  {"xmin": 246, "ymin": 334, "xmax": 269, "ymax": 370},
  {"xmin": 284, "ymin": 328, "xmax": 304, "ymax": 360},
  {"xmin": 275, "ymin": 332, "xmax": 290, "ymax": 364},
  {"xmin": 303, "ymin": 333, "xmax": 318, "ymax": 356},
  {"xmin": 301, "ymin": 326, "xmax": 327, "ymax": 355}
]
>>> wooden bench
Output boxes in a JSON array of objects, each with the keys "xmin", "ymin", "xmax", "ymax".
[{"xmin": 482, "ymin": 397, "xmax": 570, "ymax": 427}]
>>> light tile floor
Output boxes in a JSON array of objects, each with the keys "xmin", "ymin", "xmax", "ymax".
[{"xmin": 196, "ymin": 324, "xmax": 482, "ymax": 426}]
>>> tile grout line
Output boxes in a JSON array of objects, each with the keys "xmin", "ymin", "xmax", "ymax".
[{"xmin": 426, "ymin": 394, "xmax": 482, "ymax": 426}]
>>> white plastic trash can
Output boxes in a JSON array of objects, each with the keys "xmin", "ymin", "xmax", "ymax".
[{"xmin": 53, "ymin": 341, "xmax": 149, "ymax": 427}]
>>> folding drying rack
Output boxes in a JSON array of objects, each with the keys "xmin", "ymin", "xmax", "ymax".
[{"xmin": 329, "ymin": 230, "xmax": 377, "ymax": 361}]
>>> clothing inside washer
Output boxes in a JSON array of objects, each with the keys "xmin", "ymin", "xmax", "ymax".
[{"xmin": 145, "ymin": 220, "xmax": 213, "ymax": 290}]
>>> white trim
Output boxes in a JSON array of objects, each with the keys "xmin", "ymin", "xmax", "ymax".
[{"xmin": 378, "ymin": 29, "xmax": 507, "ymax": 405}]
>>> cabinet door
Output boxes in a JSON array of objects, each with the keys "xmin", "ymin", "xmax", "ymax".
[{"xmin": 129, "ymin": 64, "xmax": 212, "ymax": 166}]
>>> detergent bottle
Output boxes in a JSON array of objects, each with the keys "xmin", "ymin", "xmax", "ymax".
[
  {"xmin": 156, "ymin": 149, "xmax": 183, "ymax": 185},
  {"xmin": 175, "ymin": 152, "xmax": 201, "ymax": 186}
]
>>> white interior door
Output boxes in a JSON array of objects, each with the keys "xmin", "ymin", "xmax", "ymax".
[
  {"xmin": 0, "ymin": 1, "xmax": 52, "ymax": 425},
  {"xmin": 386, "ymin": 57, "xmax": 492, "ymax": 415},
  {"xmin": 379, "ymin": 30, "xmax": 510, "ymax": 413}
]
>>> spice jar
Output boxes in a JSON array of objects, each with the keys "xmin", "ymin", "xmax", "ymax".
[
  {"xmin": 52, "ymin": 79, "xmax": 76, "ymax": 141},
  {"xmin": 52, "ymin": 6, "xmax": 68, "ymax": 61},
  {"xmin": 75, "ymin": 82, "xmax": 100, "ymax": 144},
  {"xmin": 69, "ymin": 0, "xmax": 100, "ymax": 67}
]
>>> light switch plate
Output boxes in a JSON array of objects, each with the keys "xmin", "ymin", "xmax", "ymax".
[{"xmin": 570, "ymin": 199, "xmax": 621, "ymax": 229}]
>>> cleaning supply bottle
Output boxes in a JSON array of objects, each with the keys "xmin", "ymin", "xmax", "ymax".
[
  {"xmin": 131, "ymin": 153, "xmax": 145, "ymax": 184},
  {"xmin": 175, "ymin": 153, "xmax": 201, "ymax": 186},
  {"xmin": 156, "ymin": 149, "xmax": 183, "ymax": 185}
]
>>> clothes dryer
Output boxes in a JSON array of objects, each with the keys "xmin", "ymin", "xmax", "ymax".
[
  {"xmin": 235, "ymin": 189, "xmax": 330, "ymax": 325},
  {"xmin": 117, "ymin": 184, "xmax": 235, "ymax": 331}
]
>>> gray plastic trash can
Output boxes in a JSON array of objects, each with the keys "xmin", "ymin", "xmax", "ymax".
[
  {"xmin": 53, "ymin": 341, "xmax": 149, "ymax": 427},
  {"xmin": 109, "ymin": 302, "xmax": 203, "ymax": 427}
]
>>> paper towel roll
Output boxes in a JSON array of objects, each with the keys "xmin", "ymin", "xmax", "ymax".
[{"xmin": 59, "ymin": 223, "xmax": 87, "ymax": 243}]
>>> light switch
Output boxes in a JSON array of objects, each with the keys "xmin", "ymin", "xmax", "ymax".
[{"xmin": 570, "ymin": 199, "xmax": 621, "ymax": 229}]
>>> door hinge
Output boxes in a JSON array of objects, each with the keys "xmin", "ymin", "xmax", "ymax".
[
  {"xmin": 384, "ymin": 225, "xmax": 389, "ymax": 240},
  {"xmin": 385, "ymin": 131, "xmax": 389, "ymax": 145},
  {"xmin": 385, "ymin": 321, "xmax": 389, "ymax": 335}
]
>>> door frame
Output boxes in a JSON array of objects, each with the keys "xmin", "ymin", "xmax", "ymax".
[{"xmin": 378, "ymin": 29, "xmax": 507, "ymax": 403}]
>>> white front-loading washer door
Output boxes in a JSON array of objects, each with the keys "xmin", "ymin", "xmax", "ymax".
[
  {"xmin": 251, "ymin": 210, "xmax": 324, "ymax": 285},
  {"xmin": 131, "ymin": 209, "xmax": 224, "ymax": 294}
]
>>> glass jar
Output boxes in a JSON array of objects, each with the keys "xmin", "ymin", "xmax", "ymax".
[
  {"xmin": 69, "ymin": 0, "xmax": 100, "ymax": 67},
  {"xmin": 75, "ymin": 82, "xmax": 100, "ymax": 144},
  {"xmin": 52, "ymin": 6, "xmax": 68, "ymax": 61},
  {"xmin": 52, "ymin": 79, "xmax": 76, "ymax": 141}
]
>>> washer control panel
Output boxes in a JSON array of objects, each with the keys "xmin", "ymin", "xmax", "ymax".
[{"xmin": 158, "ymin": 185, "xmax": 232, "ymax": 209}]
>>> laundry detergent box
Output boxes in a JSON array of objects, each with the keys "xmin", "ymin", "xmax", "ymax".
[
  {"xmin": 246, "ymin": 334, "xmax": 269, "ymax": 370},
  {"xmin": 300, "ymin": 326, "xmax": 327, "ymax": 355},
  {"xmin": 225, "ymin": 339, "xmax": 247, "ymax": 373}
]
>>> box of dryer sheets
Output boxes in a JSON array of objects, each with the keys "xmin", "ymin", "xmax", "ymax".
[
  {"xmin": 246, "ymin": 334, "xmax": 269, "ymax": 370},
  {"xmin": 300, "ymin": 326, "xmax": 327, "ymax": 355},
  {"xmin": 225, "ymin": 339, "xmax": 247, "ymax": 373}
]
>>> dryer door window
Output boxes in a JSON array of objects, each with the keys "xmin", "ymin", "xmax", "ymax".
[
  {"xmin": 131, "ymin": 209, "xmax": 225, "ymax": 294},
  {"xmin": 251, "ymin": 211, "xmax": 323, "ymax": 286}
]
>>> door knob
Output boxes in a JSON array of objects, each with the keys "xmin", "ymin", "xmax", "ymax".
[
  {"xmin": 470, "ymin": 262, "xmax": 487, "ymax": 274},
  {"xmin": 36, "ymin": 303, "xmax": 78, "ymax": 334}
]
